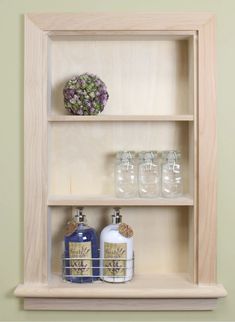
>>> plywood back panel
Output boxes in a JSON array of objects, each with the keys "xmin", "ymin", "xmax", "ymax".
[
  {"xmin": 49, "ymin": 122, "xmax": 190, "ymax": 196},
  {"xmin": 50, "ymin": 36, "xmax": 189, "ymax": 115},
  {"xmin": 49, "ymin": 206, "xmax": 190, "ymax": 278}
]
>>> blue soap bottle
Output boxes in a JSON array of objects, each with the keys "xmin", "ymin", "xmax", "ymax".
[{"xmin": 64, "ymin": 208, "xmax": 99, "ymax": 283}]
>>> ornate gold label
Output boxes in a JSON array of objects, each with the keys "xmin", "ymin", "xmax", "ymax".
[
  {"xmin": 104, "ymin": 242, "xmax": 127, "ymax": 277},
  {"xmin": 69, "ymin": 241, "xmax": 92, "ymax": 277},
  {"xmin": 119, "ymin": 223, "xmax": 133, "ymax": 238}
]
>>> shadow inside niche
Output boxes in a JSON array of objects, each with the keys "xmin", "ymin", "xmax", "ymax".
[{"xmin": 51, "ymin": 77, "xmax": 71, "ymax": 115}]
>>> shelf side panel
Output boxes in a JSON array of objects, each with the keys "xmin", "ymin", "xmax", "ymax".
[
  {"xmin": 24, "ymin": 17, "xmax": 48, "ymax": 283},
  {"xmin": 198, "ymin": 18, "xmax": 216, "ymax": 283},
  {"xmin": 188, "ymin": 34, "xmax": 198, "ymax": 283}
]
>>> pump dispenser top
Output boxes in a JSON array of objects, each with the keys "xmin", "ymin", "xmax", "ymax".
[
  {"xmin": 112, "ymin": 208, "xmax": 122, "ymax": 224},
  {"xmin": 74, "ymin": 208, "xmax": 86, "ymax": 224}
]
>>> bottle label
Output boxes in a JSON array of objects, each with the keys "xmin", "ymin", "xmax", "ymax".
[
  {"xmin": 104, "ymin": 242, "xmax": 127, "ymax": 278},
  {"xmin": 69, "ymin": 241, "xmax": 92, "ymax": 277}
]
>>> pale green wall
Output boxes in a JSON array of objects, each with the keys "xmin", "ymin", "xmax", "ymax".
[{"xmin": 0, "ymin": 0, "xmax": 234, "ymax": 321}]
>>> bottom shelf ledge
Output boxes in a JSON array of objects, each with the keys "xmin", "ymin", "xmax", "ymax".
[
  {"xmin": 24, "ymin": 297, "xmax": 219, "ymax": 311},
  {"xmin": 15, "ymin": 274, "xmax": 227, "ymax": 308}
]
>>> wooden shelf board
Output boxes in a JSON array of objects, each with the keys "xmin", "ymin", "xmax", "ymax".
[
  {"xmin": 23, "ymin": 297, "xmax": 219, "ymax": 311},
  {"xmin": 48, "ymin": 115, "xmax": 194, "ymax": 122},
  {"xmin": 15, "ymin": 274, "xmax": 227, "ymax": 299},
  {"xmin": 48, "ymin": 195, "xmax": 194, "ymax": 206}
]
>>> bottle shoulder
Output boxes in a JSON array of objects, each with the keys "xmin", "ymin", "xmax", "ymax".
[
  {"xmin": 139, "ymin": 162, "xmax": 159, "ymax": 170},
  {"xmin": 101, "ymin": 223, "xmax": 120, "ymax": 235},
  {"xmin": 65, "ymin": 224, "xmax": 98, "ymax": 242}
]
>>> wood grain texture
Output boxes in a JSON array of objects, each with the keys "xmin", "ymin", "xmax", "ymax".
[
  {"xmin": 47, "ymin": 195, "xmax": 194, "ymax": 206},
  {"xmin": 24, "ymin": 16, "xmax": 48, "ymax": 283},
  {"xmin": 50, "ymin": 37, "xmax": 189, "ymax": 116},
  {"xmin": 48, "ymin": 115, "xmax": 194, "ymax": 122},
  {"xmin": 27, "ymin": 12, "xmax": 214, "ymax": 31},
  {"xmin": 188, "ymin": 35, "xmax": 198, "ymax": 283},
  {"xmin": 48, "ymin": 122, "xmax": 190, "ymax": 196},
  {"xmin": 24, "ymin": 298, "xmax": 218, "ymax": 311},
  {"xmin": 49, "ymin": 30, "xmax": 196, "ymax": 37},
  {"xmin": 197, "ymin": 17, "xmax": 217, "ymax": 284},
  {"xmin": 14, "ymin": 273, "xmax": 227, "ymax": 298},
  {"xmin": 50, "ymin": 208, "xmax": 189, "ymax": 276},
  {"xmin": 15, "ymin": 13, "xmax": 225, "ymax": 310}
]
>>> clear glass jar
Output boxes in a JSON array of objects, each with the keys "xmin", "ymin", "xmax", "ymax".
[
  {"xmin": 161, "ymin": 150, "xmax": 183, "ymax": 198},
  {"xmin": 138, "ymin": 151, "xmax": 161, "ymax": 198},
  {"xmin": 115, "ymin": 151, "xmax": 137, "ymax": 198}
]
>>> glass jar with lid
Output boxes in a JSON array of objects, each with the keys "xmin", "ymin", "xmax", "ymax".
[
  {"xmin": 138, "ymin": 151, "xmax": 161, "ymax": 198},
  {"xmin": 161, "ymin": 150, "xmax": 183, "ymax": 198},
  {"xmin": 115, "ymin": 151, "xmax": 137, "ymax": 198}
]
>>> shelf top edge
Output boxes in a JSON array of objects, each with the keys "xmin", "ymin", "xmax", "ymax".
[
  {"xmin": 14, "ymin": 283, "xmax": 227, "ymax": 299},
  {"xmin": 47, "ymin": 196, "xmax": 194, "ymax": 207},
  {"xmin": 26, "ymin": 12, "xmax": 214, "ymax": 32},
  {"xmin": 48, "ymin": 115, "xmax": 194, "ymax": 122}
]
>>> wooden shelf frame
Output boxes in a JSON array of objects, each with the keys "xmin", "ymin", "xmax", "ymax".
[
  {"xmin": 48, "ymin": 195, "xmax": 194, "ymax": 206},
  {"xmin": 14, "ymin": 12, "xmax": 227, "ymax": 311},
  {"xmin": 48, "ymin": 115, "xmax": 194, "ymax": 122},
  {"xmin": 15, "ymin": 274, "xmax": 226, "ymax": 311},
  {"xmin": 15, "ymin": 273, "xmax": 226, "ymax": 299}
]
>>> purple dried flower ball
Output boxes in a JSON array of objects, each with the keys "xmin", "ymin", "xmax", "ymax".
[{"xmin": 63, "ymin": 73, "xmax": 109, "ymax": 115}]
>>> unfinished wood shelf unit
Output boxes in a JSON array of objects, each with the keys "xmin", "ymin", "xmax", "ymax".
[{"xmin": 14, "ymin": 13, "xmax": 227, "ymax": 311}]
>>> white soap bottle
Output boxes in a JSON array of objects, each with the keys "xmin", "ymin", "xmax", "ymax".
[{"xmin": 100, "ymin": 208, "xmax": 134, "ymax": 283}]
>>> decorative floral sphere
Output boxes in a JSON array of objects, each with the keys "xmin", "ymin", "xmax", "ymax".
[{"xmin": 63, "ymin": 73, "xmax": 109, "ymax": 115}]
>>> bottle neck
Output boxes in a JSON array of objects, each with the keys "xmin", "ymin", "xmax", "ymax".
[
  {"xmin": 117, "ymin": 151, "xmax": 135, "ymax": 165},
  {"xmin": 74, "ymin": 208, "xmax": 86, "ymax": 224},
  {"xmin": 112, "ymin": 209, "xmax": 122, "ymax": 224},
  {"xmin": 164, "ymin": 151, "xmax": 181, "ymax": 165},
  {"xmin": 143, "ymin": 157, "xmax": 153, "ymax": 164}
]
